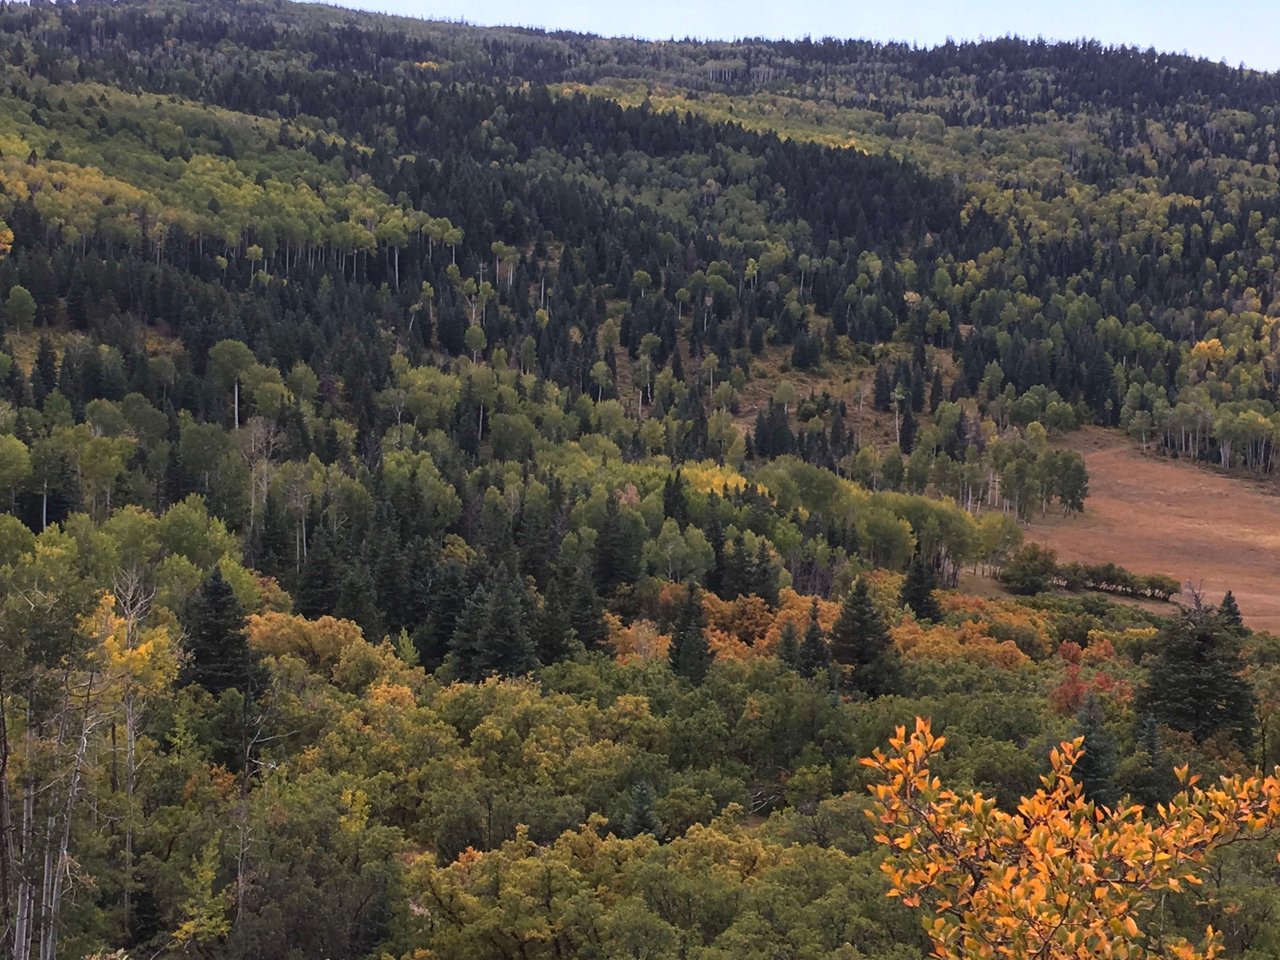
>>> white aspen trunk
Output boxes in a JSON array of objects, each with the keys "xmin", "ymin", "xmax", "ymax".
[{"xmin": 40, "ymin": 678, "xmax": 96, "ymax": 960}]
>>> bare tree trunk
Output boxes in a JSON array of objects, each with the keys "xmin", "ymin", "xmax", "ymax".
[
  {"xmin": 39, "ymin": 674, "xmax": 97, "ymax": 960},
  {"xmin": 0, "ymin": 683, "xmax": 13, "ymax": 958}
]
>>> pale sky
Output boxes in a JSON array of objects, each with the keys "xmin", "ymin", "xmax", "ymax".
[{"xmin": 308, "ymin": 0, "xmax": 1280, "ymax": 72}]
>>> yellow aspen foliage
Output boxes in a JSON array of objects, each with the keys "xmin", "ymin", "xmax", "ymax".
[
  {"xmin": 87, "ymin": 592, "xmax": 180, "ymax": 694},
  {"xmin": 244, "ymin": 611, "xmax": 365, "ymax": 668},
  {"xmin": 759, "ymin": 587, "xmax": 839, "ymax": 653},
  {"xmin": 863, "ymin": 717, "xmax": 1280, "ymax": 960},
  {"xmin": 606, "ymin": 613, "xmax": 670, "ymax": 663},
  {"xmin": 676, "ymin": 462, "xmax": 751, "ymax": 496},
  {"xmin": 891, "ymin": 615, "xmax": 1029, "ymax": 669}
]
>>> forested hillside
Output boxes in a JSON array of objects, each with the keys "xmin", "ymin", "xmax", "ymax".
[{"xmin": 0, "ymin": 2, "xmax": 1279, "ymax": 958}]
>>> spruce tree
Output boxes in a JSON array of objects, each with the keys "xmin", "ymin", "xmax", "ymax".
[
  {"xmin": 899, "ymin": 404, "xmax": 917, "ymax": 452},
  {"xmin": 594, "ymin": 495, "xmax": 640, "ymax": 595},
  {"xmin": 662, "ymin": 470, "xmax": 689, "ymax": 527},
  {"xmin": 296, "ymin": 532, "xmax": 338, "ymax": 618},
  {"xmin": 448, "ymin": 582, "xmax": 489, "ymax": 680},
  {"xmin": 873, "ymin": 364, "xmax": 892, "ymax": 411},
  {"xmin": 796, "ymin": 599, "xmax": 831, "ymax": 679},
  {"xmin": 1114, "ymin": 715, "xmax": 1179, "ymax": 807},
  {"xmin": 751, "ymin": 540, "xmax": 780, "ymax": 606},
  {"xmin": 900, "ymin": 554, "xmax": 942, "ymax": 622},
  {"xmin": 335, "ymin": 557, "xmax": 384, "ymax": 643},
  {"xmin": 1136, "ymin": 602, "xmax": 1256, "ymax": 751},
  {"xmin": 668, "ymin": 581, "xmax": 712, "ymax": 685},
  {"xmin": 1074, "ymin": 692, "xmax": 1117, "ymax": 807},
  {"xmin": 180, "ymin": 568, "xmax": 256, "ymax": 696},
  {"xmin": 566, "ymin": 560, "xmax": 607, "ymax": 651},
  {"xmin": 1219, "ymin": 590, "xmax": 1245, "ymax": 635},
  {"xmin": 624, "ymin": 781, "xmax": 658, "ymax": 837},
  {"xmin": 830, "ymin": 577, "xmax": 902, "ymax": 697},
  {"xmin": 721, "ymin": 531, "xmax": 749, "ymax": 599},
  {"xmin": 777, "ymin": 620, "xmax": 800, "ymax": 670},
  {"xmin": 452, "ymin": 566, "xmax": 538, "ymax": 680},
  {"xmin": 476, "ymin": 566, "xmax": 539, "ymax": 677}
]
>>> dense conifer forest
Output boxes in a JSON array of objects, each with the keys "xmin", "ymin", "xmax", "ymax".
[{"xmin": 1, "ymin": 2, "xmax": 1280, "ymax": 957}]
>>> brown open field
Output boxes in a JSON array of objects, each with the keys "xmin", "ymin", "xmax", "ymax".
[{"xmin": 1026, "ymin": 429, "xmax": 1280, "ymax": 632}]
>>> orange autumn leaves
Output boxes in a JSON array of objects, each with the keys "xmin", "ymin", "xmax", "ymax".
[
  {"xmin": 863, "ymin": 718, "xmax": 1280, "ymax": 960},
  {"xmin": 609, "ymin": 579, "xmax": 1056, "ymax": 670}
]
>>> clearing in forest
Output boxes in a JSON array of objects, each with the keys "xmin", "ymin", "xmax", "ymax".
[{"xmin": 1027, "ymin": 428, "xmax": 1280, "ymax": 632}]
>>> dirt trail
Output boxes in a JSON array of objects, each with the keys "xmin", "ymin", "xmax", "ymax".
[{"xmin": 1026, "ymin": 429, "xmax": 1280, "ymax": 632}]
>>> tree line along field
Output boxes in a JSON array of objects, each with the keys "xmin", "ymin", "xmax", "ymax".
[
  {"xmin": 1027, "ymin": 427, "xmax": 1280, "ymax": 632},
  {"xmin": 3, "ymin": 1, "xmax": 1280, "ymax": 958}
]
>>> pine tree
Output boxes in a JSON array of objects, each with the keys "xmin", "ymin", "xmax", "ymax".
[
  {"xmin": 899, "ymin": 404, "xmax": 917, "ymax": 452},
  {"xmin": 448, "ymin": 582, "xmax": 488, "ymax": 680},
  {"xmin": 180, "ymin": 568, "xmax": 256, "ymax": 695},
  {"xmin": 873, "ymin": 364, "xmax": 892, "ymax": 411},
  {"xmin": 477, "ymin": 566, "xmax": 539, "ymax": 677},
  {"xmin": 566, "ymin": 559, "xmax": 607, "ymax": 651},
  {"xmin": 1074, "ymin": 692, "xmax": 1117, "ymax": 807},
  {"xmin": 296, "ymin": 532, "xmax": 338, "ymax": 618},
  {"xmin": 929, "ymin": 367, "xmax": 944, "ymax": 412},
  {"xmin": 624, "ymin": 781, "xmax": 658, "ymax": 837},
  {"xmin": 335, "ymin": 559, "xmax": 384, "ymax": 643},
  {"xmin": 1136, "ymin": 603, "xmax": 1256, "ymax": 750},
  {"xmin": 417, "ymin": 557, "xmax": 471, "ymax": 669},
  {"xmin": 160, "ymin": 413, "xmax": 188, "ymax": 509},
  {"xmin": 777, "ymin": 620, "xmax": 800, "ymax": 670},
  {"xmin": 451, "ymin": 566, "xmax": 538, "ymax": 680},
  {"xmin": 796, "ymin": 598, "xmax": 831, "ymax": 679},
  {"xmin": 721, "ymin": 531, "xmax": 749, "ymax": 599},
  {"xmin": 1219, "ymin": 590, "xmax": 1245, "ymax": 635},
  {"xmin": 394, "ymin": 628, "xmax": 420, "ymax": 667},
  {"xmin": 1114, "ymin": 715, "xmax": 1178, "ymax": 807},
  {"xmin": 534, "ymin": 579, "xmax": 574, "ymax": 663},
  {"xmin": 900, "ymin": 554, "xmax": 942, "ymax": 622},
  {"xmin": 34, "ymin": 334, "xmax": 58, "ymax": 395},
  {"xmin": 668, "ymin": 581, "xmax": 712, "ymax": 685},
  {"xmin": 830, "ymin": 577, "xmax": 902, "ymax": 697},
  {"xmin": 662, "ymin": 470, "xmax": 689, "ymax": 527},
  {"xmin": 750, "ymin": 540, "xmax": 780, "ymax": 606},
  {"xmin": 594, "ymin": 495, "xmax": 640, "ymax": 595}
]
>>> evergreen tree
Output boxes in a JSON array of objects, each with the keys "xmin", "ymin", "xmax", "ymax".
[
  {"xmin": 750, "ymin": 540, "xmax": 780, "ymax": 606},
  {"xmin": 566, "ymin": 559, "xmax": 607, "ymax": 651},
  {"xmin": 721, "ymin": 531, "xmax": 749, "ymax": 599},
  {"xmin": 180, "ymin": 568, "xmax": 256, "ymax": 695},
  {"xmin": 830, "ymin": 577, "xmax": 902, "ymax": 697},
  {"xmin": 296, "ymin": 532, "xmax": 338, "ymax": 618},
  {"xmin": 451, "ymin": 566, "xmax": 538, "ymax": 680},
  {"xmin": 777, "ymin": 620, "xmax": 800, "ymax": 671},
  {"xmin": 335, "ymin": 558, "xmax": 384, "ymax": 642},
  {"xmin": 900, "ymin": 554, "xmax": 942, "ymax": 622},
  {"xmin": 534, "ymin": 577, "xmax": 574, "ymax": 663},
  {"xmin": 624, "ymin": 781, "xmax": 658, "ymax": 837},
  {"xmin": 1074, "ymin": 692, "xmax": 1117, "ymax": 807},
  {"xmin": 668, "ymin": 581, "xmax": 712, "ymax": 685},
  {"xmin": 34, "ymin": 334, "xmax": 58, "ymax": 395},
  {"xmin": 416, "ymin": 557, "xmax": 471, "ymax": 670},
  {"xmin": 594, "ymin": 495, "xmax": 641, "ymax": 595},
  {"xmin": 873, "ymin": 364, "xmax": 892, "ymax": 411},
  {"xmin": 1219, "ymin": 590, "xmax": 1245, "ymax": 635},
  {"xmin": 929, "ymin": 367, "xmax": 944, "ymax": 412},
  {"xmin": 1114, "ymin": 715, "xmax": 1179, "ymax": 807},
  {"xmin": 899, "ymin": 404, "xmax": 917, "ymax": 452},
  {"xmin": 1135, "ymin": 602, "xmax": 1256, "ymax": 751},
  {"xmin": 796, "ymin": 599, "xmax": 831, "ymax": 679},
  {"xmin": 662, "ymin": 470, "xmax": 689, "ymax": 527}
]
